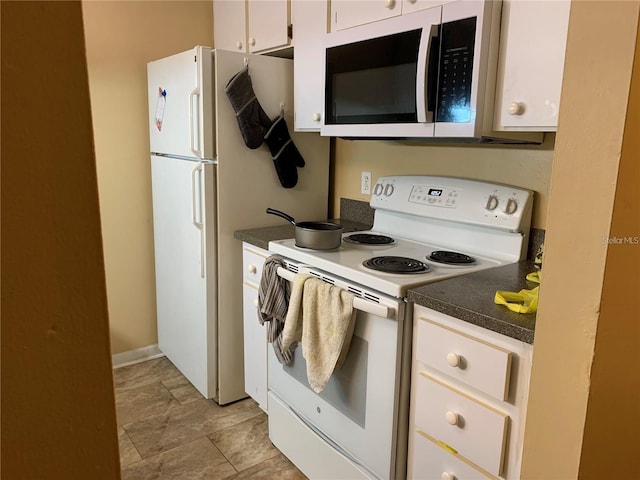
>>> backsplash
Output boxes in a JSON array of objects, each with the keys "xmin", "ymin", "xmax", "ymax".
[{"xmin": 339, "ymin": 198, "xmax": 374, "ymax": 226}]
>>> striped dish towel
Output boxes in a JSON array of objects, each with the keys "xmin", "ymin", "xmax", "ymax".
[{"xmin": 258, "ymin": 255, "xmax": 296, "ymax": 364}]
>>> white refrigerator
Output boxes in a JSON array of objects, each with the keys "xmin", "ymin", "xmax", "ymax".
[{"xmin": 147, "ymin": 47, "xmax": 329, "ymax": 404}]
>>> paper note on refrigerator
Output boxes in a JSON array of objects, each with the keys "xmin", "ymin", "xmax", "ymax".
[{"xmin": 155, "ymin": 87, "xmax": 166, "ymax": 131}]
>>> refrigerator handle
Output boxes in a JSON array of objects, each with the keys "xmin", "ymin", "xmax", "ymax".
[
  {"xmin": 191, "ymin": 163, "xmax": 205, "ymax": 278},
  {"xmin": 189, "ymin": 88, "xmax": 202, "ymax": 158}
]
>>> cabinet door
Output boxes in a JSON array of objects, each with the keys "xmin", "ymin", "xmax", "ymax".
[
  {"xmin": 494, "ymin": 0, "xmax": 570, "ymax": 131},
  {"xmin": 242, "ymin": 245, "xmax": 269, "ymax": 412},
  {"xmin": 242, "ymin": 283, "xmax": 268, "ymax": 411},
  {"xmin": 248, "ymin": 0, "xmax": 291, "ymax": 53},
  {"xmin": 330, "ymin": 0, "xmax": 401, "ymax": 32},
  {"xmin": 292, "ymin": 0, "xmax": 328, "ymax": 131},
  {"xmin": 402, "ymin": 0, "xmax": 455, "ymax": 15},
  {"xmin": 214, "ymin": 0, "xmax": 247, "ymax": 52}
]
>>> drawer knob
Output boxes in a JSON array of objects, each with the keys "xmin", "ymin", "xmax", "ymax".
[
  {"xmin": 248, "ymin": 264, "xmax": 257, "ymax": 274},
  {"xmin": 446, "ymin": 352, "xmax": 460, "ymax": 367},
  {"xmin": 445, "ymin": 411, "xmax": 459, "ymax": 425},
  {"xmin": 253, "ymin": 298, "xmax": 259, "ymax": 307},
  {"xmin": 441, "ymin": 473, "xmax": 457, "ymax": 480}
]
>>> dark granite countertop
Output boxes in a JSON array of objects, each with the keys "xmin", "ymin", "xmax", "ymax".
[
  {"xmin": 408, "ymin": 261, "xmax": 538, "ymax": 344},
  {"xmin": 234, "ymin": 219, "xmax": 372, "ymax": 251}
]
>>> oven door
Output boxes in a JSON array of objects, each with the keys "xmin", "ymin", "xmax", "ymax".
[{"xmin": 268, "ymin": 282, "xmax": 407, "ymax": 480}]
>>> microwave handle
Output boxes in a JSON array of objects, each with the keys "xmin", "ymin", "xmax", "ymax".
[{"xmin": 416, "ymin": 24, "xmax": 439, "ymax": 123}]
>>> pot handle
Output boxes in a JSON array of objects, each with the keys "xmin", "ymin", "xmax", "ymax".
[{"xmin": 266, "ymin": 208, "xmax": 296, "ymax": 226}]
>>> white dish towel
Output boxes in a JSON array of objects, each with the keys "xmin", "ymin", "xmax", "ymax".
[{"xmin": 281, "ymin": 274, "xmax": 357, "ymax": 393}]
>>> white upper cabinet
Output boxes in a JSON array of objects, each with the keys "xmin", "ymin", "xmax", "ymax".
[
  {"xmin": 330, "ymin": 0, "xmax": 457, "ymax": 31},
  {"xmin": 213, "ymin": 1, "xmax": 292, "ymax": 54},
  {"xmin": 292, "ymin": 0, "xmax": 329, "ymax": 131},
  {"xmin": 330, "ymin": 0, "xmax": 401, "ymax": 32},
  {"xmin": 248, "ymin": 0, "xmax": 292, "ymax": 53},
  {"xmin": 494, "ymin": 0, "xmax": 571, "ymax": 131},
  {"xmin": 402, "ymin": 0, "xmax": 456, "ymax": 15},
  {"xmin": 213, "ymin": 0, "xmax": 247, "ymax": 52}
]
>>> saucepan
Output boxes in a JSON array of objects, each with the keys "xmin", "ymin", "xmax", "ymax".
[{"xmin": 266, "ymin": 208, "xmax": 343, "ymax": 250}]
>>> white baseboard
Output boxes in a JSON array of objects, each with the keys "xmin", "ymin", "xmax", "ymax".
[{"xmin": 112, "ymin": 344, "xmax": 164, "ymax": 369}]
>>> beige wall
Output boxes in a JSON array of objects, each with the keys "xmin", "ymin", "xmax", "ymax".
[
  {"xmin": 1, "ymin": 2, "xmax": 120, "ymax": 478},
  {"xmin": 521, "ymin": 2, "xmax": 639, "ymax": 478},
  {"xmin": 578, "ymin": 22, "xmax": 640, "ymax": 478},
  {"xmin": 332, "ymin": 136, "xmax": 555, "ymax": 229},
  {"xmin": 82, "ymin": 1, "xmax": 214, "ymax": 354}
]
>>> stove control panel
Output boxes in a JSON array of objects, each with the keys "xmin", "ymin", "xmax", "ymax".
[
  {"xmin": 408, "ymin": 185, "xmax": 460, "ymax": 208},
  {"xmin": 370, "ymin": 175, "xmax": 533, "ymax": 232}
]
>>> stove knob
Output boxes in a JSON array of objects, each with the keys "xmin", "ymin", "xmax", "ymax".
[
  {"xmin": 373, "ymin": 183, "xmax": 384, "ymax": 196},
  {"xmin": 504, "ymin": 198, "xmax": 518, "ymax": 215},
  {"xmin": 485, "ymin": 194, "xmax": 499, "ymax": 211},
  {"xmin": 383, "ymin": 183, "xmax": 395, "ymax": 197}
]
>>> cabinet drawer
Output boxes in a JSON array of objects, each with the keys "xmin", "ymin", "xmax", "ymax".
[
  {"xmin": 415, "ymin": 318, "xmax": 512, "ymax": 401},
  {"xmin": 243, "ymin": 248, "xmax": 268, "ymax": 284},
  {"xmin": 410, "ymin": 430, "xmax": 496, "ymax": 480},
  {"xmin": 415, "ymin": 374, "xmax": 508, "ymax": 476}
]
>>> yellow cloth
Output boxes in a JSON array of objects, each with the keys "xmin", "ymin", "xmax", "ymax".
[
  {"xmin": 494, "ymin": 270, "xmax": 541, "ymax": 314},
  {"xmin": 282, "ymin": 274, "xmax": 356, "ymax": 393}
]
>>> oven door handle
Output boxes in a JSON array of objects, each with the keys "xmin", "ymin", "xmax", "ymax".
[{"xmin": 276, "ymin": 267, "xmax": 395, "ymax": 320}]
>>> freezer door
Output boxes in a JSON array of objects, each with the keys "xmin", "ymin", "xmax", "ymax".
[
  {"xmin": 151, "ymin": 155, "xmax": 217, "ymax": 399},
  {"xmin": 147, "ymin": 46, "xmax": 214, "ymax": 159}
]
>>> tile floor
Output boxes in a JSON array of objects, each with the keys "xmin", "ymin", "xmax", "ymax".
[{"xmin": 114, "ymin": 357, "xmax": 307, "ymax": 479}]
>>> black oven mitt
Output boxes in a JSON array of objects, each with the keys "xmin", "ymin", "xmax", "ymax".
[
  {"xmin": 224, "ymin": 68, "xmax": 273, "ymax": 149},
  {"xmin": 264, "ymin": 115, "xmax": 305, "ymax": 189}
]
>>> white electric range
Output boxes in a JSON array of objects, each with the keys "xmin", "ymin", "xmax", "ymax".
[{"xmin": 266, "ymin": 175, "xmax": 533, "ymax": 480}]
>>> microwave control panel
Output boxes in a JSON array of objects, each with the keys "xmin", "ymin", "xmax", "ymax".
[{"xmin": 436, "ymin": 17, "xmax": 477, "ymax": 124}]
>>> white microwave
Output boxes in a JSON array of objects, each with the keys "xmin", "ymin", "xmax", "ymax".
[{"xmin": 321, "ymin": 1, "xmax": 541, "ymax": 143}]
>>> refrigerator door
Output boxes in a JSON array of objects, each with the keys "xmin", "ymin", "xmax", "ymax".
[
  {"xmin": 151, "ymin": 155, "xmax": 217, "ymax": 399},
  {"xmin": 147, "ymin": 46, "xmax": 214, "ymax": 159}
]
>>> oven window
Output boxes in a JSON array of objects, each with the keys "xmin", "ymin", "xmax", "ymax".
[
  {"xmin": 283, "ymin": 334, "xmax": 368, "ymax": 428},
  {"xmin": 325, "ymin": 30, "xmax": 422, "ymax": 124}
]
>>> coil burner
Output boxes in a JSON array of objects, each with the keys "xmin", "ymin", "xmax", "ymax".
[
  {"xmin": 363, "ymin": 256, "xmax": 431, "ymax": 274},
  {"xmin": 344, "ymin": 233, "xmax": 395, "ymax": 245},
  {"xmin": 428, "ymin": 250, "xmax": 476, "ymax": 265}
]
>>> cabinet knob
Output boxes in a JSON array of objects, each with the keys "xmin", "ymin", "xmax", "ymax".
[
  {"xmin": 253, "ymin": 298, "xmax": 259, "ymax": 307},
  {"xmin": 248, "ymin": 264, "xmax": 257, "ymax": 274},
  {"xmin": 236, "ymin": 41, "xmax": 243, "ymax": 50},
  {"xmin": 445, "ymin": 411, "xmax": 459, "ymax": 425},
  {"xmin": 446, "ymin": 352, "xmax": 460, "ymax": 367},
  {"xmin": 312, "ymin": 112, "xmax": 321, "ymax": 122},
  {"xmin": 441, "ymin": 473, "xmax": 457, "ymax": 480},
  {"xmin": 508, "ymin": 101, "xmax": 525, "ymax": 116},
  {"xmin": 249, "ymin": 37, "xmax": 256, "ymax": 47},
  {"xmin": 384, "ymin": 0, "xmax": 396, "ymax": 9}
]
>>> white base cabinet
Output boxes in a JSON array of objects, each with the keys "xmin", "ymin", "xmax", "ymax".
[
  {"xmin": 242, "ymin": 243, "xmax": 270, "ymax": 411},
  {"xmin": 408, "ymin": 305, "xmax": 533, "ymax": 480}
]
